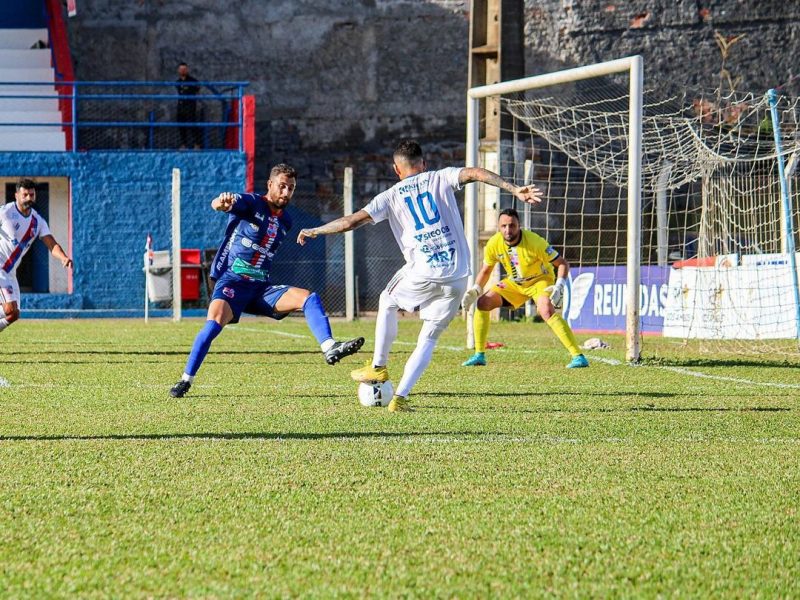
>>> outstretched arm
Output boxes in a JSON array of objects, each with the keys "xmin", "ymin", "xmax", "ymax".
[
  {"xmin": 211, "ymin": 192, "xmax": 236, "ymax": 212},
  {"xmin": 297, "ymin": 210, "xmax": 374, "ymax": 245},
  {"xmin": 458, "ymin": 167, "xmax": 544, "ymax": 205},
  {"xmin": 41, "ymin": 235, "xmax": 72, "ymax": 269}
]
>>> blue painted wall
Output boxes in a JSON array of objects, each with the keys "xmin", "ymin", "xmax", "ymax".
[
  {"xmin": 0, "ymin": 151, "xmax": 246, "ymax": 310},
  {"xmin": 0, "ymin": 1, "xmax": 46, "ymax": 29}
]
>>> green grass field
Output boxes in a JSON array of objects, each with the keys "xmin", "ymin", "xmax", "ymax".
[{"xmin": 1, "ymin": 317, "xmax": 798, "ymax": 597}]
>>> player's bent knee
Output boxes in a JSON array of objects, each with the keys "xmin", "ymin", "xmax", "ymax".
[
  {"xmin": 378, "ymin": 290, "xmax": 399, "ymax": 311},
  {"xmin": 420, "ymin": 319, "xmax": 448, "ymax": 341},
  {"xmin": 301, "ymin": 290, "xmax": 319, "ymax": 309},
  {"xmin": 5, "ymin": 308, "xmax": 19, "ymax": 323}
]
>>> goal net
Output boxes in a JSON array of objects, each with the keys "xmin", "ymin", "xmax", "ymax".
[{"xmin": 466, "ymin": 57, "xmax": 800, "ymax": 359}]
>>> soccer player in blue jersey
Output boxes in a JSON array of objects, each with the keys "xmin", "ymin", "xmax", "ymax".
[{"xmin": 169, "ymin": 164, "xmax": 364, "ymax": 398}]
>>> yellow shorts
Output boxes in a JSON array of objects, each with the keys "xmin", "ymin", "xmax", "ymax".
[{"xmin": 491, "ymin": 277, "xmax": 554, "ymax": 309}]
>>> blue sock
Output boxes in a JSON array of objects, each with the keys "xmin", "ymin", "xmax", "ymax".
[
  {"xmin": 184, "ymin": 320, "xmax": 223, "ymax": 376},
  {"xmin": 302, "ymin": 292, "xmax": 333, "ymax": 345}
]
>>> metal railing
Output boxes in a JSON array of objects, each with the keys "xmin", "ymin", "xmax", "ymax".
[{"xmin": 0, "ymin": 80, "xmax": 249, "ymax": 151}]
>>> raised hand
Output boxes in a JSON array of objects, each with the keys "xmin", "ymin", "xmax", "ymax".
[
  {"xmin": 514, "ymin": 184, "xmax": 544, "ymax": 205},
  {"xmin": 215, "ymin": 192, "xmax": 236, "ymax": 212}
]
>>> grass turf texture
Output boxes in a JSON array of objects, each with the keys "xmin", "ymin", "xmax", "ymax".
[{"xmin": 1, "ymin": 318, "xmax": 798, "ymax": 597}]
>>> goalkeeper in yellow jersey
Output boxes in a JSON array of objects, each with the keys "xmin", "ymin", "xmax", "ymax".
[{"xmin": 461, "ymin": 208, "xmax": 589, "ymax": 369}]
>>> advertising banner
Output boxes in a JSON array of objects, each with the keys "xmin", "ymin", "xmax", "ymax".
[{"xmin": 563, "ymin": 266, "xmax": 671, "ymax": 334}]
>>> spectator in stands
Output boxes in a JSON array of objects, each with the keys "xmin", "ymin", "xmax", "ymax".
[{"xmin": 176, "ymin": 62, "xmax": 202, "ymax": 149}]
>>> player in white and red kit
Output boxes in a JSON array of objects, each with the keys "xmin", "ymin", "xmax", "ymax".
[
  {"xmin": 0, "ymin": 179, "xmax": 72, "ymax": 333},
  {"xmin": 297, "ymin": 140, "xmax": 542, "ymax": 411}
]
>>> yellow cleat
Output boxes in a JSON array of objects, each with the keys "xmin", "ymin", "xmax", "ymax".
[
  {"xmin": 387, "ymin": 395, "xmax": 414, "ymax": 413},
  {"xmin": 350, "ymin": 362, "xmax": 389, "ymax": 383}
]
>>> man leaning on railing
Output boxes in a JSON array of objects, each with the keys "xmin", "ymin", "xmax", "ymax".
[{"xmin": 176, "ymin": 62, "xmax": 202, "ymax": 150}]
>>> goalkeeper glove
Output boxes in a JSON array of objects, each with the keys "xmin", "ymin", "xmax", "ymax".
[
  {"xmin": 545, "ymin": 277, "xmax": 566, "ymax": 309},
  {"xmin": 461, "ymin": 284, "xmax": 482, "ymax": 309}
]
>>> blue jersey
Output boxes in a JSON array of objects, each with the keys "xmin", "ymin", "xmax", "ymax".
[{"xmin": 209, "ymin": 193, "xmax": 293, "ymax": 282}]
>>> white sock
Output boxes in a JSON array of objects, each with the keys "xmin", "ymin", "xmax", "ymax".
[
  {"xmin": 181, "ymin": 373, "xmax": 195, "ymax": 383},
  {"xmin": 395, "ymin": 336, "xmax": 436, "ymax": 398},
  {"xmin": 373, "ymin": 291, "xmax": 398, "ymax": 367},
  {"xmin": 0, "ymin": 318, "xmax": 9, "ymax": 332},
  {"xmin": 320, "ymin": 338, "xmax": 335, "ymax": 352}
]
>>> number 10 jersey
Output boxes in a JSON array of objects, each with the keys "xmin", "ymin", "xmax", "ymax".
[{"xmin": 363, "ymin": 167, "xmax": 471, "ymax": 282}]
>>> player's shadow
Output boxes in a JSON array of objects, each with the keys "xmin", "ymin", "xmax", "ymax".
[
  {"xmin": 644, "ymin": 357, "xmax": 800, "ymax": 369},
  {"xmin": 6, "ymin": 349, "xmax": 321, "ymax": 356},
  {"xmin": 0, "ymin": 431, "xmax": 494, "ymax": 442},
  {"xmin": 0, "ymin": 350, "xmax": 327, "ymax": 364},
  {"xmin": 631, "ymin": 406, "xmax": 790, "ymax": 412},
  {"xmin": 422, "ymin": 390, "xmax": 681, "ymax": 399}
]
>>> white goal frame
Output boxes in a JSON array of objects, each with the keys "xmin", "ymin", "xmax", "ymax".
[{"xmin": 465, "ymin": 56, "xmax": 644, "ymax": 362}]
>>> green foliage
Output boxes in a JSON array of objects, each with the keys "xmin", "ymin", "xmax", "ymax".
[{"xmin": 0, "ymin": 319, "xmax": 798, "ymax": 596}]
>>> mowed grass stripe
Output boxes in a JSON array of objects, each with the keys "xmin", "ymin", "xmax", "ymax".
[{"xmin": 0, "ymin": 318, "xmax": 797, "ymax": 596}]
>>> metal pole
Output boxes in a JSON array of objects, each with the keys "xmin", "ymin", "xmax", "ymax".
[
  {"xmin": 344, "ymin": 167, "xmax": 355, "ymax": 321},
  {"xmin": 465, "ymin": 95, "xmax": 480, "ymax": 348},
  {"xmin": 171, "ymin": 168, "xmax": 182, "ymax": 322},
  {"xmin": 625, "ymin": 55, "xmax": 643, "ymax": 363},
  {"xmin": 768, "ymin": 89, "xmax": 800, "ymax": 344}
]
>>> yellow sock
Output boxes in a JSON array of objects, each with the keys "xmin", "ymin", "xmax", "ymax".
[
  {"xmin": 473, "ymin": 309, "xmax": 490, "ymax": 352},
  {"xmin": 546, "ymin": 314, "xmax": 581, "ymax": 356}
]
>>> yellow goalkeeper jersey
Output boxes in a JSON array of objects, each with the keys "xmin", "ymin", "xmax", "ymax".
[{"xmin": 484, "ymin": 229, "xmax": 559, "ymax": 285}]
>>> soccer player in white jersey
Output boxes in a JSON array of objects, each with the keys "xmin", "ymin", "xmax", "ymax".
[
  {"xmin": 0, "ymin": 179, "xmax": 72, "ymax": 333},
  {"xmin": 297, "ymin": 139, "xmax": 543, "ymax": 412}
]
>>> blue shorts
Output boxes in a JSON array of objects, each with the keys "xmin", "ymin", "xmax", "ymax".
[{"xmin": 211, "ymin": 272, "xmax": 292, "ymax": 323}]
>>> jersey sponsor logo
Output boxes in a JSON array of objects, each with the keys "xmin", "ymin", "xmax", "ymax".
[
  {"xmin": 249, "ymin": 222, "xmax": 259, "ymax": 231},
  {"xmin": 241, "ymin": 237, "xmax": 269, "ymax": 254},
  {"xmin": 222, "ymin": 286, "xmax": 235, "ymax": 298},
  {"xmin": 425, "ymin": 248, "xmax": 455, "ymax": 264},
  {"xmin": 254, "ymin": 212, "xmax": 265, "ymax": 221},
  {"xmin": 413, "ymin": 225, "xmax": 450, "ymax": 242}
]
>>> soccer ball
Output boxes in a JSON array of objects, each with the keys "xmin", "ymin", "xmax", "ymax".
[{"xmin": 358, "ymin": 381, "xmax": 394, "ymax": 407}]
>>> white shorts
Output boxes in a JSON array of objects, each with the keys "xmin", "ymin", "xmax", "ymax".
[
  {"xmin": 385, "ymin": 268, "xmax": 468, "ymax": 325},
  {"xmin": 0, "ymin": 270, "xmax": 20, "ymax": 306}
]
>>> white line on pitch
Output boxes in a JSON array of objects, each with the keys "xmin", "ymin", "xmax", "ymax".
[
  {"xmin": 245, "ymin": 326, "xmax": 799, "ymax": 390},
  {"xmin": 650, "ymin": 365, "xmax": 800, "ymax": 389},
  {"xmin": 0, "ymin": 377, "xmax": 10, "ymax": 387}
]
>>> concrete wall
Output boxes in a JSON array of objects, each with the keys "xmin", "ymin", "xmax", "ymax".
[
  {"xmin": 0, "ymin": 152, "xmax": 245, "ymax": 310},
  {"xmin": 65, "ymin": 0, "xmax": 470, "ymax": 195},
  {"xmin": 63, "ymin": 1, "xmax": 800, "ymax": 200},
  {"xmin": 523, "ymin": 1, "xmax": 800, "ymax": 94}
]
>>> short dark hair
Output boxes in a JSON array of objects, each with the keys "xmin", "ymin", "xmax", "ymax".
[
  {"xmin": 499, "ymin": 207, "xmax": 520, "ymax": 222},
  {"xmin": 393, "ymin": 139, "xmax": 424, "ymax": 164},
  {"xmin": 16, "ymin": 178, "xmax": 36, "ymax": 191},
  {"xmin": 178, "ymin": 62, "xmax": 188, "ymax": 68},
  {"xmin": 269, "ymin": 163, "xmax": 297, "ymax": 180}
]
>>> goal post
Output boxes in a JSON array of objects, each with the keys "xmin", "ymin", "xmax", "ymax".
[
  {"xmin": 465, "ymin": 57, "xmax": 800, "ymax": 359},
  {"xmin": 466, "ymin": 56, "xmax": 644, "ymax": 362}
]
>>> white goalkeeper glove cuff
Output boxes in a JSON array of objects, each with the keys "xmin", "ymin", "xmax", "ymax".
[
  {"xmin": 461, "ymin": 284, "xmax": 482, "ymax": 310},
  {"xmin": 546, "ymin": 277, "xmax": 566, "ymax": 309}
]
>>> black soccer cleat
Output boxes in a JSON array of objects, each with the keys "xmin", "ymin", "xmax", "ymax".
[
  {"xmin": 324, "ymin": 337, "xmax": 365, "ymax": 365},
  {"xmin": 170, "ymin": 380, "xmax": 192, "ymax": 398}
]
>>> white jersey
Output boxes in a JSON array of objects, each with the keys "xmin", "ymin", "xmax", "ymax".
[
  {"xmin": 363, "ymin": 167, "xmax": 470, "ymax": 281},
  {"xmin": 0, "ymin": 202, "xmax": 51, "ymax": 276}
]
